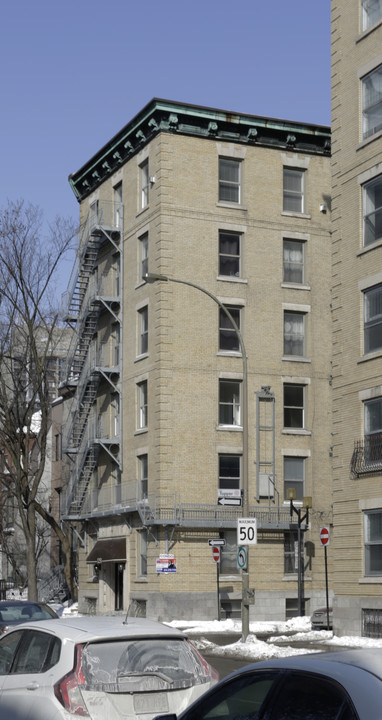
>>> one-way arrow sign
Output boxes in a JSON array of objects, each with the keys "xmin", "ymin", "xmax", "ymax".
[{"xmin": 218, "ymin": 496, "xmax": 242, "ymax": 506}]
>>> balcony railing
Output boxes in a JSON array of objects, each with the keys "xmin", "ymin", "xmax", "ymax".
[{"xmin": 351, "ymin": 434, "xmax": 382, "ymax": 476}]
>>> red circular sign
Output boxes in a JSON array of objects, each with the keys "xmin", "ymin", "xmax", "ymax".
[
  {"xmin": 320, "ymin": 527, "xmax": 330, "ymax": 546},
  {"xmin": 212, "ymin": 546, "xmax": 220, "ymax": 562}
]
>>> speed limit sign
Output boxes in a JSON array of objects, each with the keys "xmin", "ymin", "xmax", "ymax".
[{"xmin": 237, "ymin": 518, "xmax": 257, "ymax": 545}]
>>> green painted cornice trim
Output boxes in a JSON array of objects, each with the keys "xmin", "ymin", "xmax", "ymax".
[{"xmin": 69, "ymin": 98, "xmax": 331, "ymax": 202}]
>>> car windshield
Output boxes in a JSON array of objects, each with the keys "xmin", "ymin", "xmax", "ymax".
[
  {"xmin": 81, "ymin": 638, "xmax": 209, "ymax": 693},
  {"xmin": 0, "ymin": 604, "xmax": 56, "ymax": 623}
]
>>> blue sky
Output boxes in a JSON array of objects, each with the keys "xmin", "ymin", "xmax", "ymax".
[{"xmin": 1, "ymin": 0, "xmax": 331, "ymax": 230}]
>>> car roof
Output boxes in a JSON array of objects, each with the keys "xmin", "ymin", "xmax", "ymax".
[
  {"xmin": 4, "ymin": 615, "xmax": 186, "ymax": 642},
  {"xmin": 219, "ymin": 649, "xmax": 382, "ymax": 720}
]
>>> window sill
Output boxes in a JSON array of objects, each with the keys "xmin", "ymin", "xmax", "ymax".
[
  {"xmin": 281, "ymin": 211, "xmax": 311, "ymax": 220},
  {"xmin": 356, "ymin": 238, "xmax": 382, "ymax": 256},
  {"xmin": 134, "ymin": 577, "xmax": 148, "ymax": 583},
  {"xmin": 135, "ymin": 353, "xmax": 149, "ymax": 363},
  {"xmin": 282, "ymin": 356, "xmax": 311, "ymax": 363},
  {"xmin": 217, "ymin": 425, "xmax": 243, "ymax": 432},
  {"xmin": 282, "ymin": 429, "xmax": 311, "ymax": 436},
  {"xmin": 219, "ymin": 574, "xmax": 241, "ymax": 581},
  {"xmin": 281, "ymin": 283, "xmax": 311, "ymax": 291},
  {"xmin": 358, "ymin": 350, "xmax": 382, "ymax": 364},
  {"xmin": 136, "ymin": 206, "xmax": 149, "ymax": 218},
  {"xmin": 135, "ymin": 279, "xmax": 148, "ymax": 289},
  {"xmin": 356, "ymin": 18, "xmax": 382, "ymax": 43},
  {"xmin": 357, "ymin": 127, "xmax": 382, "ymax": 151},
  {"xmin": 134, "ymin": 428, "xmax": 148, "ymax": 436},
  {"xmin": 216, "ymin": 202, "xmax": 247, "ymax": 211},
  {"xmin": 359, "ymin": 576, "xmax": 382, "ymax": 584},
  {"xmin": 217, "ymin": 275, "xmax": 248, "ymax": 285},
  {"xmin": 283, "ymin": 575, "xmax": 312, "ymax": 582}
]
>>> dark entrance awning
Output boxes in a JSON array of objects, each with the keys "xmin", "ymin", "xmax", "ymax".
[{"xmin": 87, "ymin": 538, "xmax": 126, "ymax": 563}]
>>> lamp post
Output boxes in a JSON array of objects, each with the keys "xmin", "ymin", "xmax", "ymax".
[
  {"xmin": 288, "ymin": 489, "xmax": 312, "ymax": 617},
  {"xmin": 145, "ymin": 272, "xmax": 250, "ymax": 640}
]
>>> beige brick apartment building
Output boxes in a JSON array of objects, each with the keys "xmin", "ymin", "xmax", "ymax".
[
  {"xmin": 331, "ymin": 0, "xmax": 382, "ymax": 635},
  {"xmin": 61, "ymin": 99, "xmax": 332, "ymax": 620}
]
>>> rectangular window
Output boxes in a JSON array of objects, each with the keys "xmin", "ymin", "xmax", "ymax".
[
  {"xmin": 140, "ymin": 160, "xmax": 149, "ymax": 209},
  {"xmin": 284, "ymin": 456, "xmax": 305, "ymax": 502},
  {"xmin": 283, "ymin": 239, "xmax": 304, "ymax": 284},
  {"xmin": 363, "ymin": 176, "xmax": 382, "ymax": 246},
  {"xmin": 362, "ymin": 65, "xmax": 382, "ymax": 140},
  {"xmin": 137, "ymin": 380, "xmax": 148, "ymax": 429},
  {"xmin": 284, "ymin": 384, "xmax": 304, "ymax": 428},
  {"xmin": 284, "ymin": 311, "xmax": 305, "ymax": 356},
  {"xmin": 364, "ymin": 397, "xmax": 382, "ymax": 464},
  {"xmin": 219, "ymin": 380, "xmax": 241, "ymax": 426},
  {"xmin": 362, "ymin": 0, "xmax": 382, "ymax": 31},
  {"xmin": 138, "ymin": 454, "xmax": 148, "ymax": 499},
  {"xmin": 138, "ymin": 306, "xmax": 148, "ymax": 356},
  {"xmin": 364, "ymin": 510, "xmax": 382, "ymax": 575},
  {"xmin": 54, "ymin": 433, "xmax": 61, "ymax": 462},
  {"xmin": 138, "ymin": 531, "xmax": 147, "ymax": 577},
  {"xmin": 139, "ymin": 232, "xmax": 148, "ymax": 281},
  {"xmin": 220, "ymin": 530, "xmax": 238, "ymax": 575},
  {"xmin": 89, "ymin": 200, "xmax": 99, "ymax": 226},
  {"xmin": 283, "ymin": 169, "xmax": 304, "ymax": 213},
  {"xmin": 219, "ymin": 454, "xmax": 240, "ymax": 490},
  {"xmin": 364, "ymin": 285, "xmax": 382, "ymax": 353},
  {"xmin": 284, "ymin": 531, "xmax": 299, "ymax": 574},
  {"xmin": 219, "ymin": 231, "xmax": 241, "ymax": 277},
  {"xmin": 219, "ymin": 306, "xmax": 241, "ymax": 352},
  {"xmin": 113, "ymin": 182, "xmax": 122, "ymax": 228},
  {"xmin": 219, "ymin": 158, "xmax": 241, "ymax": 203}
]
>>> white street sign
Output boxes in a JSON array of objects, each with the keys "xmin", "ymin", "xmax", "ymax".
[{"xmin": 237, "ymin": 518, "xmax": 257, "ymax": 545}]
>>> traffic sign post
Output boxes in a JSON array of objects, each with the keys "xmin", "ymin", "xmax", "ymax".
[
  {"xmin": 320, "ymin": 526, "xmax": 331, "ymax": 630},
  {"xmin": 211, "ymin": 546, "xmax": 221, "ymax": 620}
]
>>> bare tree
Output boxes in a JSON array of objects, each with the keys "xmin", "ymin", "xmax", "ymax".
[{"xmin": 0, "ymin": 200, "xmax": 77, "ymax": 600}]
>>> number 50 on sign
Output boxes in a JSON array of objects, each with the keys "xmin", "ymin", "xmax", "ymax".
[{"xmin": 237, "ymin": 518, "xmax": 257, "ymax": 545}]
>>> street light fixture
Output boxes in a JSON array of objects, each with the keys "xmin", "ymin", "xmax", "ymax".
[
  {"xmin": 287, "ymin": 488, "xmax": 312, "ymax": 617},
  {"xmin": 145, "ymin": 272, "xmax": 250, "ymax": 640}
]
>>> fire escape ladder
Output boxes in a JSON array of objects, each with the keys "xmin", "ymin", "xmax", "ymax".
[
  {"xmin": 70, "ymin": 302, "xmax": 102, "ymax": 379},
  {"xmin": 70, "ymin": 376, "xmax": 100, "ymax": 449},
  {"xmin": 64, "ymin": 235, "xmax": 101, "ymax": 322},
  {"xmin": 69, "ymin": 444, "xmax": 100, "ymax": 515},
  {"xmin": 136, "ymin": 499, "xmax": 156, "ymax": 525}
]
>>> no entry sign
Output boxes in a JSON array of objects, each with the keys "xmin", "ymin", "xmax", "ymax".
[
  {"xmin": 320, "ymin": 526, "xmax": 330, "ymax": 546},
  {"xmin": 212, "ymin": 546, "xmax": 220, "ymax": 563}
]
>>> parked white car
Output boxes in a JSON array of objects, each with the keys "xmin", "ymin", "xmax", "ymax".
[{"xmin": 0, "ymin": 615, "xmax": 218, "ymax": 720}]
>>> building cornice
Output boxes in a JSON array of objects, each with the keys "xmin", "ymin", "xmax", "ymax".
[{"xmin": 69, "ymin": 98, "xmax": 331, "ymax": 202}]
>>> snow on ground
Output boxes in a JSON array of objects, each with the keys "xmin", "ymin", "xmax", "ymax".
[{"xmin": 167, "ymin": 616, "xmax": 382, "ymax": 660}]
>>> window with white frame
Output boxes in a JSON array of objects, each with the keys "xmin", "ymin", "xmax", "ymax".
[
  {"xmin": 364, "ymin": 397, "xmax": 382, "ymax": 464},
  {"xmin": 364, "ymin": 509, "xmax": 382, "ymax": 575},
  {"xmin": 113, "ymin": 182, "xmax": 122, "ymax": 228},
  {"xmin": 363, "ymin": 176, "xmax": 382, "ymax": 246},
  {"xmin": 364, "ymin": 284, "xmax": 382, "ymax": 353},
  {"xmin": 138, "ymin": 531, "xmax": 148, "ymax": 577},
  {"xmin": 219, "ymin": 231, "xmax": 241, "ymax": 277},
  {"xmin": 219, "ymin": 454, "xmax": 241, "ymax": 491},
  {"xmin": 284, "ymin": 384, "xmax": 304, "ymax": 429},
  {"xmin": 219, "ymin": 305, "xmax": 241, "ymax": 352},
  {"xmin": 284, "ymin": 456, "xmax": 305, "ymax": 502},
  {"xmin": 138, "ymin": 306, "xmax": 148, "ymax": 356},
  {"xmin": 137, "ymin": 380, "xmax": 148, "ymax": 429},
  {"xmin": 362, "ymin": 0, "xmax": 382, "ymax": 31},
  {"xmin": 283, "ymin": 239, "xmax": 304, "ymax": 284},
  {"xmin": 139, "ymin": 232, "xmax": 148, "ymax": 281},
  {"xmin": 362, "ymin": 65, "xmax": 382, "ymax": 140},
  {"xmin": 283, "ymin": 168, "xmax": 304, "ymax": 213},
  {"xmin": 140, "ymin": 160, "xmax": 149, "ymax": 209},
  {"xmin": 138, "ymin": 454, "xmax": 148, "ymax": 499},
  {"xmin": 219, "ymin": 158, "xmax": 241, "ymax": 203},
  {"xmin": 284, "ymin": 311, "xmax": 305, "ymax": 356},
  {"xmin": 219, "ymin": 379, "xmax": 241, "ymax": 426}
]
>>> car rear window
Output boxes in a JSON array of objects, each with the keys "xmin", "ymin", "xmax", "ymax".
[
  {"xmin": 0, "ymin": 604, "xmax": 56, "ymax": 622},
  {"xmin": 81, "ymin": 637, "xmax": 209, "ymax": 692}
]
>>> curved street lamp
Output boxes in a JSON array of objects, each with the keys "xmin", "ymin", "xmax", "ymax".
[{"xmin": 145, "ymin": 272, "xmax": 250, "ymax": 640}]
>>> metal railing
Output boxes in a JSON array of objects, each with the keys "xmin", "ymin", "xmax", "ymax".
[{"xmin": 351, "ymin": 434, "xmax": 382, "ymax": 476}]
